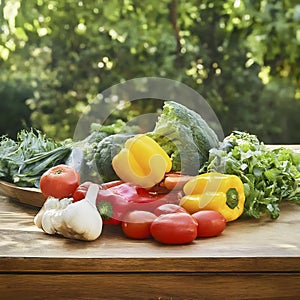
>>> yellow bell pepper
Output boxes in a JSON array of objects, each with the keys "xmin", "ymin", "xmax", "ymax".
[
  {"xmin": 179, "ymin": 172, "xmax": 245, "ymax": 222},
  {"xmin": 112, "ymin": 134, "xmax": 172, "ymax": 188}
]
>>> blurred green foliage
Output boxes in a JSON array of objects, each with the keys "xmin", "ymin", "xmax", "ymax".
[
  {"xmin": 0, "ymin": 0, "xmax": 299, "ymax": 142},
  {"xmin": 0, "ymin": 80, "xmax": 32, "ymax": 137}
]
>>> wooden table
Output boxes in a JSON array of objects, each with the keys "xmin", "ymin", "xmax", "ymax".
[{"xmin": 1, "ymin": 195, "xmax": 300, "ymax": 299}]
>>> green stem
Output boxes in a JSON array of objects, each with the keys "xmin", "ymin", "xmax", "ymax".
[
  {"xmin": 226, "ymin": 188, "xmax": 239, "ymax": 209},
  {"xmin": 97, "ymin": 201, "xmax": 113, "ymax": 220}
]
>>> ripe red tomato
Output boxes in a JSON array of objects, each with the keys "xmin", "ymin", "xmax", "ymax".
[
  {"xmin": 154, "ymin": 203, "xmax": 187, "ymax": 216},
  {"xmin": 40, "ymin": 164, "xmax": 80, "ymax": 199},
  {"xmin": 192, "ymin": 210, "xmax": 226, "ymax": 238},
  {"xmin": 122, "ymin": 210, "xmax": 157, "ymax": 239},
  {"xmin": 150, "ymin": 212, "xmax": 198, "ymax": 245}
]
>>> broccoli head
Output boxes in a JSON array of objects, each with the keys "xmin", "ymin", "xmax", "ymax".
[{"xmin": 148, "ymin": 101, "xmax": 219, "ymax": 175}]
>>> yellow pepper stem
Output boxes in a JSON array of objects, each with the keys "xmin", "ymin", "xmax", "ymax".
[
  {"xmin": 180, "ymin": 172, "xmax": 245, "ymax": 222},
  {"xmin": 226, "ymin": 188, "xmax": 239, "ymax": 209}
]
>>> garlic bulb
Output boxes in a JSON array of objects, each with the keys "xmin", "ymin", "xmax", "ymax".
[{"xmin": 34, "ymin": 184, "xmax": 103, "ymax": 241}]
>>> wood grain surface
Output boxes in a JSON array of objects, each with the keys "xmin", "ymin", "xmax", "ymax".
[
  {"xmin": 1, "ymin": 196, "xmax": 300, "ymax": 269},
  {"xmin": 1, "ymin": 273, "xmax": 300, "ymax": 300},
  {"xmin": 1, "ymin": 195, "xmax": 300, "ymax": 299}
]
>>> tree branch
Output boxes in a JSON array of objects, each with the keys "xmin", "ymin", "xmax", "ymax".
[{"xmin": 168, "ymin": 0, "xmax": 182, "ymax": 66}]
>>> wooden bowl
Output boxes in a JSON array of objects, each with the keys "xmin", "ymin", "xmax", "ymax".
[{"xmin": 0, "ymin": 180, "xmax": 45, "ymax": 207}]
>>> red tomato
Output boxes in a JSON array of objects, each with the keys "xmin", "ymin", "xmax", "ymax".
[
  {"xmin": 154, "ymin": 203, "xmax": 187, "ymax": 216},
  {"xmin": 150, "ymin": 212, "xmax": 198, "ymax": 245},
  {"xmin": 40, "ymin": 164, "xmax": 80, "ymax": 199},
  {"xmin": 192, "ymin": 210, "xmax": 226, "ymax": 238},
  {"xmin": 122, "ymin": 210, "xmax": 157, "ymax": 239}
]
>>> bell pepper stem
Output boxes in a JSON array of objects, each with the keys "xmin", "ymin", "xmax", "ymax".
[
  {"xmin": 97, "ymin": 201, "xmax": 113, "ymax": 220},
  {"xmin": 226, "ymin": 188, "xmax": 239, "ymax": 209}
]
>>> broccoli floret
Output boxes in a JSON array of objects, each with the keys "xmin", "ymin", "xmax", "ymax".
[{"xmin": 149, "ymin": 101, "xmax": 219, "ymax": 175}]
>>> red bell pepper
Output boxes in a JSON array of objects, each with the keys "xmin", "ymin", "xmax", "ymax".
[
  {"xmin": 72, "ymin": 181, "xmax": 180, "ymax": 225},
  {"xmin": 97, "ymin": 182, "xmax": 180, "ymax": 224},
  {"xmin": 96, "ymin": 188, "xmax": 130, "ymax": 225},
  {"xmin": 72, "ymin": 180, "xmax": 124, "ymax": 202},
  {"xmin": 72, "ymin": 181, "xmax": 94, "ymax": 202}
]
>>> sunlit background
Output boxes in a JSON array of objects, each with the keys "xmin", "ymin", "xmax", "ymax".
[{"xmin": 0, "ymin": 0, "xmax": 299, "ymax": 143}]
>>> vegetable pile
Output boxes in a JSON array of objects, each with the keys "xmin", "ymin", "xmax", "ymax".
[
  {"xmin": 2, "ymin": 101, "xmax": 300, "ymax": 244},
  {"xmin": 37, "ymin": 172, "xmax": 227, "ymax": 243}
]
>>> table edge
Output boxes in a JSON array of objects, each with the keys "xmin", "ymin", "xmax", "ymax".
[{"xmin": 1, "ymin": 256, "xmax": 300, "ymax": 273}]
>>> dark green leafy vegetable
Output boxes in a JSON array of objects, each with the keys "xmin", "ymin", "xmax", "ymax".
[
  {"xmin": 201, "ymin": 131, "xmax": 300, "ymax": 219},
  {"xmin": 94, "ymin": 133, "xmax": 134, "ymax": 182},
  {"xmin": 0, "ymin": 136, "xmax": 19, "ymax": 179},
  {"xmin": 0, "ymin": 129, "xmax": 71, "ymax": 187}
]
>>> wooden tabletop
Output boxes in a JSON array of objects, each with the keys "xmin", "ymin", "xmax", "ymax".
[
  {"xmin": 1, "ymin": 194, "xmax": 300, "ymax": 299},
  {"xmin": 0, "ymin": 194, "xmax": 299, "ymax": 270}
]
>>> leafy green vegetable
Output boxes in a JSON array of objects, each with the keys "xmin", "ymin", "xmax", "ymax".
[
  {"xmin": 0, "ymin": 136, "xmax": 19, "ymax": 179},
  {"xmin": 148, "ymin": 101, "xmax": 220, "ymax": 175},
  {"xmin": 0, "ymin": 129, "xmax": 71, "ymax": 187},
  {"xmin": 201, "ymin": 131, "xmax": 300, "ymax": 219}
]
